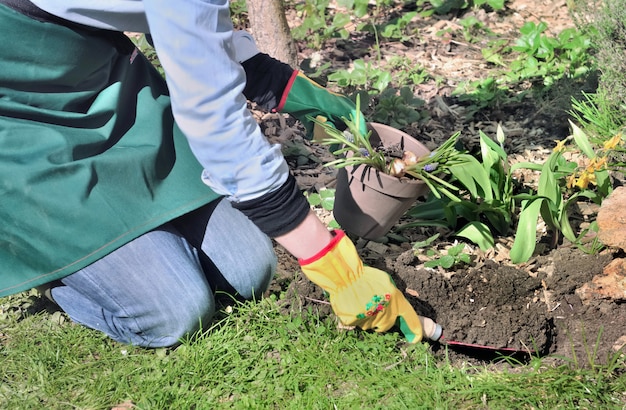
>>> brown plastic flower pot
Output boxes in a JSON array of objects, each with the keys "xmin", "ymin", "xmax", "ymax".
[{"xmin": 333, "ymin": 123, "xmax": 431, "ymax": 240}]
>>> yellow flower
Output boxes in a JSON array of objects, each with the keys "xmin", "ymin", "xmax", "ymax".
[
  {"xmin": 588, "ymin": 156, "xmax": 608, "ymax": 171},
  {"xmin": 603, "ymin": 133, "xmax": 622, "ymax": 150},
  {"xmin": 566, "ymin": 173, "xmax": 577, "ymax": 189},
  {"xmin": 575, "ymin": 170, "xmax": 597, "ymax": 189},
  {"xmin": 553, "ymin": 139, "xmax": 567, "ymax": 153}
]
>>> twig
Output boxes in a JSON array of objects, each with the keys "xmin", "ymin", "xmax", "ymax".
[
  {"xmin": 541, "ymin": 279, "xmax": 553, "ymax": 313},
  {"xmin": 303, "ymin": 296, "xmax": 330, "ymax": 305}
]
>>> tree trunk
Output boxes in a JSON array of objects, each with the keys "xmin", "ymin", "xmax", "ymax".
[{"xmin": 245, "ymin": 0, "xmax": 298, "ymax": 67}]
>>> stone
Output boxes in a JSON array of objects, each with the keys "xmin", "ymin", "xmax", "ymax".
[
  {"xmin": 612, "ymin": 335, "xmax": 626, "ymax": 352},
  {"xmin": 597, "ymin": 186, "xmax": 626, "ymax": 250},
  {"xmin": 576, "ymin": 258, "xmax": 626, "ymax": 303}
]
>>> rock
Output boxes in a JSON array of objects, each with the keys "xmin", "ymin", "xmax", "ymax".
[
  {"xmin": 576, "ymin": 258, "xmax": 626, "ymax": 303},
  {"xmin": 365, "ymin": 241, "xmax": 390, "ymax": 255},
  {"xmin": 597, "ymin": 186, "xmax": 626, "ymax": 250},
  {"xmin": 612, "ymin": 335, "xmax": 626, "ymax": 352}
]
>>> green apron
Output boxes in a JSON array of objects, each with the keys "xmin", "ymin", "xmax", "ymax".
[{"xmin": 0, "ymin": 5, "xmax": 221, "ymax": 296}]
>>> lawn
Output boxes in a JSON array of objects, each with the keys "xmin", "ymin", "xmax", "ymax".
[{"xmin": 1, "ymin": 292, "xmax": 625, "ymax": 409}]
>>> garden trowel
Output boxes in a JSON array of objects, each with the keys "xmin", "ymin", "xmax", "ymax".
[
  {"xmin": 438, "ymin": 335, "xmax": 529, "ymax": 355},
  {"xmin": 422, "ymin": 317, "xmax": 531, "ymax": 358}
]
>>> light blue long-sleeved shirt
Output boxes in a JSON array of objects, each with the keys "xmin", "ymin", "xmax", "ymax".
[{"xmin": 32, "ymin": 0, "xmax": 289, "ymax": 203}]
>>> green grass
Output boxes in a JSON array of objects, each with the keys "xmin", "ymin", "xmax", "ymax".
[{"xmin": 1, "ymin": 292, "xmax": 625, "ymax": 409}]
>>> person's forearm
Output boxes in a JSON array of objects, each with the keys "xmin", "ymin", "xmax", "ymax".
[{"xmin": 274, "ymin": 210, "xmax": 333, "ymax": 260}]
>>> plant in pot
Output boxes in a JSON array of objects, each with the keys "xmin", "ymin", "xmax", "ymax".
[{"xmin": 313, "ymin": 103, "xmax": 473, "ymax": 240}]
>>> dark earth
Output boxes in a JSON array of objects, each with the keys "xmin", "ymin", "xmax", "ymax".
[
  {"xmin": 271, "ymin": 233, "xmax": 624, "ymax": 366},
  {"xmin": 258, "ymin": 0, "xmax": 626, "ymax": 366}
]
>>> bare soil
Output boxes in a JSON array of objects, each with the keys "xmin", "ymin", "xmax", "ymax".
[
  {"xmin": 270, "ymin": 236, "xmax": 624, "ymax": 365},
  {"xmin": 260, "ymin": 0, "xmax": 626, "ymax": 366}
]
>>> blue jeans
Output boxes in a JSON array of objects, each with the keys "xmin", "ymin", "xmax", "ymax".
[{"xmin": 50, "ymin": 199, "xmax": 276, "ymax": 347}]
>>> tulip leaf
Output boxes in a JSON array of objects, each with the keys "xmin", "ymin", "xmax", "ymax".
[{"xmin": 510, "ymin": 198, "xmax": 545, "ymax": 263}]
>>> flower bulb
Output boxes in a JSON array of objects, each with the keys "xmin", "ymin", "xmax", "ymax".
[
  {"xmin": 402, "ymin": 151, "xmax": 418, "ymax": 166},
  {"xmin": 389, "ymin": 158, "xmax": 406, "ymax": 177}
]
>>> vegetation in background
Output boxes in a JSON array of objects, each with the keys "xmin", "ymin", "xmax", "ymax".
[
  {"xmin": 416, "ymin": 0, "xmax": 506, "ymax": 16},
  {"xmin": 274, "ymin": 0, "xmax": 623, "ymax": 263},
  {"xmin": 570, "ymin": 0, "xmax": 626, "ymax": 122},
  {"xmin": 454, "ymin": 20, "xmax": 594, "ymax": 118}
]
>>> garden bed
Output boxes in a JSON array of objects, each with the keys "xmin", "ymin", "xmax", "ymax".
[{"xmin": 260, "ymin": 0, "xmax": 626, "ymax": 366}]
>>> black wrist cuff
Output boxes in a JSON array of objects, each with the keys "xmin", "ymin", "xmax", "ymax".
[
  {"xmin": 241, "ymin": 53, "xmax": 294, "ymax": 111},
  {"xmin": 231, "ymin": 174, "xmax": 310, "ymax": 237}
]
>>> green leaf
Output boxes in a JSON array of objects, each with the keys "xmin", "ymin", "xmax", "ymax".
[
  {"xmin": 456, "ymin": 221, "xmax": 495, "ymax": 251},
  {"xmin": 398, "ymin": 219, "xmax": 451, "ymax": 230},
  {"xmin": 569, "ymin": 120, "xmax": 596, "ymax": 158},
  {"xmin": 405, "ymin": 198, "xmax": 448, "ymax": 219},
  {"xmin": 412, "ymin": 233, "xmax": 441, "ymax": 250},
  {"xmin": 447, "ymin": 242, "xmax": 465, "ymax": 257},
  {"xmin": 482, "ymin": 48, "xmax": 507, "ymax": 67},
  {"xmin": 318, "ymin": 188, "xmax": 336, "ymax": 211},
  {"xmin": 448, "ymin": 155, "xmax": 493, "ymax": 200},
  {"xmin": 487, "ymin": 0, "xmax": 505, "ymax": 10},
  {"xmin": 480, "ymin": 130, "xmax": 507, "ymax": 162},
  {"xmin": 558, "ymin": 207, "xmax": 577, "ymax": 244},
  {"xmin": 537, "ymin": 154, "xmax": 560, "ymax": 205},
  {"xmin": 352, "ymin": 0, "xmax": 369, "ymax": 17},
  {"xmin": 594, "ymin": 168, "xmax": 612, "ymax": 198},
  {"xmin": 424, "ymin": 259, "xmax": 441, "ymax": 268},
  {"xmin": 306, "ymin": 192, "xmax": 322, "ymax": 207},
  {"xmin": 372, "ymin": 71, "xmax": 392, "ymax": 93},
  {"xmin": 479, "ymin": 131, "xmax": 499, "ymax": 171},
  {"xmin": 328, "ymin": 220, "xmax": 341, "ymax": 229},
  {"xmin": 439, "ymin": 255, "xmax": 456, "ymax": 269},
  {"xmin": 510, "ymin": 198, "xmax": 545, "ymax": 263}
]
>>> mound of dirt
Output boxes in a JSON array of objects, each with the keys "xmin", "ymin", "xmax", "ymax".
[
  {"xmin": 389, "ymin": 256, "xmax": 554, "ymax": 355},
  {"xmin": 271, "ymin": 244, "xmax": 625, "ymax": 365}
]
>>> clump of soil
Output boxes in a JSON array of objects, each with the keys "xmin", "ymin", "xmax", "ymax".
[{"xmin": 387, "ymin": 256, "xmax": 554, "ymax": 355}]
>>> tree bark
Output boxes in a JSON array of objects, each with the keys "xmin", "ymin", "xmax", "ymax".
[{"xmin": 245, "ymin": 0, "xmax": 298, "ymax": 67}]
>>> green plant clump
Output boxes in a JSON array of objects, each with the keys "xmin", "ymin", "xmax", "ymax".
[
  {"xmin": 290, "ymin": 0, "xmax": 352, "ymax": 49},
  {"xmin": 413, "ymin": 235, "xmax": 473, "ymax": 269},
  {"xmin": 405, "ymin": 123, "xmax": 619, "ymax": 262},
  {"xmin": 416, "ymin": 0, "xmax": 506, "ymax": 16},
  {"xmin": 570, "ymin": 0, "xmax": 626, "ymax": 115},
  {"xmin": 314, "ymin": 98, "xmax": 484, "ymax": 206},
  {"xmin": 327, "ymin": 59, "xmax": 392, "ymax": 94},
  {"xmin": 367, "ymin": 87, "xmax": 427, "ymax": 128},
  {"xmin": 507, "ymin": 21, "xmax": 592, "ymax": 85},
  {"xmin": 454, "ymin": 21, "xmax": 593, "ymax": 115}
]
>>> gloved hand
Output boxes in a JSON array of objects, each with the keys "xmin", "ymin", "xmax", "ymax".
[
  {"xmin": 299, "ymin": 230, "xmax": 442, "ymax": 343},
  {"xmin": 232, "ymin": 30, "xmax": 367, "ymax": 141},
  {"xmin": 276, "ymin": 72, "xmax": 368, "ymax": 142}
]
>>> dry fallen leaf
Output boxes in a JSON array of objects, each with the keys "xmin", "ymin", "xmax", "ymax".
[
  {"xmin": 111, "ymin": 400, "xmax": 135, "ymax": 410},
  {"xmin": 405, "ymin": 288, "xmax": 420, "ymax": 298}
]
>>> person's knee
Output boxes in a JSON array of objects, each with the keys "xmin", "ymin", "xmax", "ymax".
[
  {"xmin": 245, "ymin": 230, "xmax": 278, "ymax": 299},
  {"xmin": 227, "ymin": 249, "xmax": 276, "ymax": 301},
  {"xmin": 207, "ymin": 234, "xmax": 277, "ymax": 301},
  {"xmin": 246, "ymin": 250, "xmax": 277, "ymax": 299},
  {"xmin": 136, "ymin": 289, "xmax": 216, "ymax": 347}
]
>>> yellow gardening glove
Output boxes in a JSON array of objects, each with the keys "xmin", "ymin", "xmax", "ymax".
[{"xmin": 299, "ymin": 230, "xmax": 442, "ymax": 343}]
